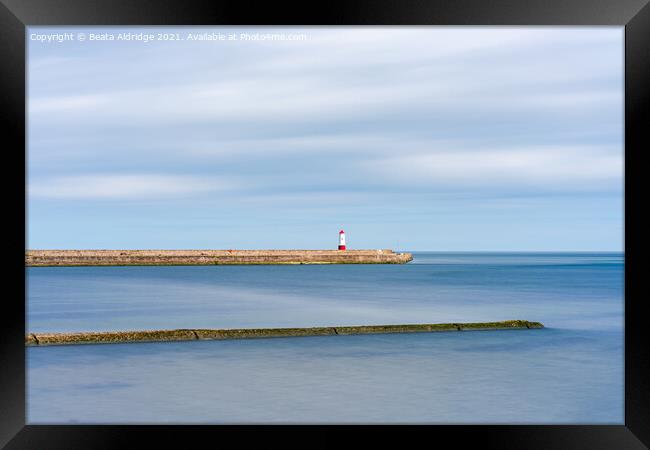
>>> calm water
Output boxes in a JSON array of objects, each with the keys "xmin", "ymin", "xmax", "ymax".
[{"xmin": 27, "ymin": 252, "xmax": 624, "ymax": 423}]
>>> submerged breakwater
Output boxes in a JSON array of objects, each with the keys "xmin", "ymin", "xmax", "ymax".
[
  {"xmin": 26, "ymin": 320, "xmax": 543, "ymax": 346},
  {"xmin": 25, "ymin": 249, "xmax": 413, "ymax": 266}
]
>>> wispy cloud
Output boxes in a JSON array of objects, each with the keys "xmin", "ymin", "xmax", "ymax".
[
  {"xmin": 30, "ymin": 94, "xmax": 110, "ymax": 113},
  {"xmin": 27, "ymin": 29, "xmax": 622, "ymax": 127},
  {"xmin": 28, "ymin": 174, "xmax": 233, "ymax": 199},
  {"xmin": 362, "ymin": 146, "xmax": 622, "ymax": 190}
]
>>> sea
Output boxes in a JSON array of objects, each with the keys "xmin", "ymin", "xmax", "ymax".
[{"xmin": 26, "ymin": 252, "xmax": 624, "ymax": 424}]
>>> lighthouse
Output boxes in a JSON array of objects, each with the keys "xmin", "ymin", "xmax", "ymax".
[{"xmin": 338, "ymin": 230, "xmax": 346, "ymax": 250}]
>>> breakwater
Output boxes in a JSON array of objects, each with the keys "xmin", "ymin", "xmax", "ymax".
[
  {"xmin": 26, "ymin": 320, "xmax": 543, "ymax": 346},
  {"xmin": 25, "ymin": 249, "xmax": 413, "ymax": 266}
]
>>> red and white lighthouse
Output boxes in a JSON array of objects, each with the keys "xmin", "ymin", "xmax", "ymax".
[{"xmin": 338, "ymin": 230, "xmax": 346, "ymax": 250}]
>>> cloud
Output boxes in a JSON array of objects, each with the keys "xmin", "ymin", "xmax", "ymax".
[
  {"xmin": 27, "ymin": 28, "xmax": 622, "ymax": 130},
  {"xmin": 30, "ymin": 94, "xmax": 110, "ymax": 113},
  {"xmin": 362, "ymin": 145, "xmax": 622, "ymax": 190},
  {"xmin": 28, "ymin": 174, "xmax": 233, "ymax": 199}
]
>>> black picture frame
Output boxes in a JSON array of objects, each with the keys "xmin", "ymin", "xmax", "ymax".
[{"xmin": 1, "ymin": 0, "xmax": 648, "ymax": 448}]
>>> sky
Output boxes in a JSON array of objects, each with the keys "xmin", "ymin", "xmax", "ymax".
[{"xmin": 27, "ymin": 27, "xmax": 624, "ymax": 251}]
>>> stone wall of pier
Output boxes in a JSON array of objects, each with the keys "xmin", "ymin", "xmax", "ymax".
[{"xmin": 26, "ymin": 249, "xmax": 413, "ymax": 266}]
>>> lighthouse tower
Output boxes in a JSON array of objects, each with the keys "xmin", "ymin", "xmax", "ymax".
[{"xmin": 338, "ymin": 230, "xmax": 346, "ymax": 250}]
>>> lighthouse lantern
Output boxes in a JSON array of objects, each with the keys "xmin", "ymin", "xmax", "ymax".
[{"xmin": 338, "ymin": 230, "xmax": 346, "ymax": 250}]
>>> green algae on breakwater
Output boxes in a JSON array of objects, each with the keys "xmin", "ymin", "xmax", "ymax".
[{"xmin": 27, "ymin": 320, "xmax": 544, "ymax": 346}]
